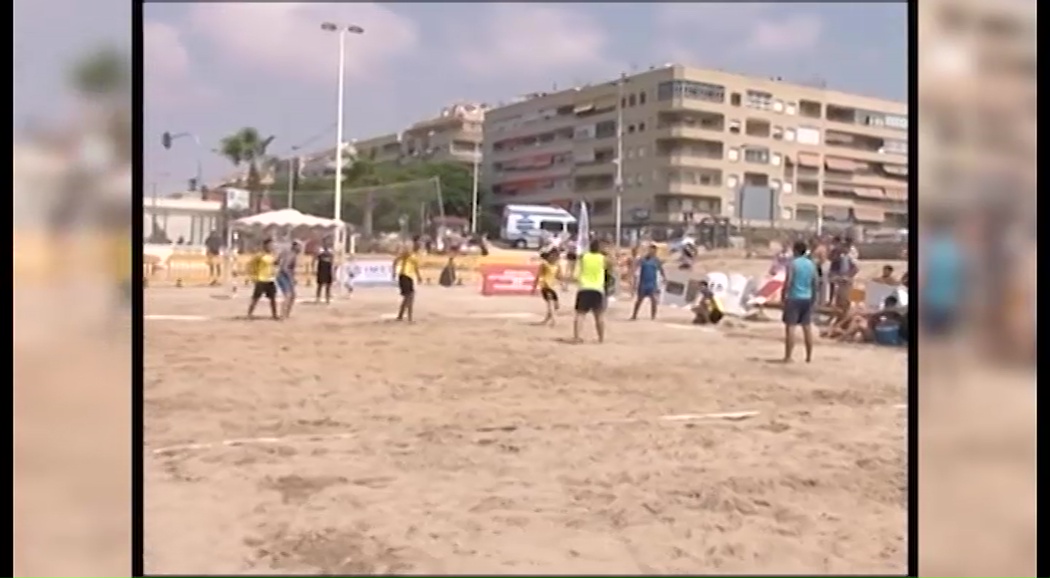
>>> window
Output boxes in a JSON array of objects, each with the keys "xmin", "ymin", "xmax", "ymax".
[
  {"xmin": 772, "ymin": 126, "xmax": 784, "ymax": 140},
  {"xmin": 784, "ymin": 128, "xmax": 797, "ymax": 142},
  {"xmin": 637, "ymin": 146, "xmax": 646, "ymax": 158},
  {"xmin": 729, "ymin": 119, "xmax": 742, "ymax": 134},
  {"xmin": 730, "ymin": 92, "xmax": 742, "ymax": 106},
  {"xmin": 773, "ymin": 99, "xmax": 784, "ymax": 112},
  {"xmin": 785, "ymin": 101, "xmax": 798, "ymax": 115},
  {"xmin": 628, "ymin": 94, "xmax": 637, "ymax": 107},
  {"xmin": 626, "ymin": 148, "xmax": 635, "ymax": 159},
  {"xmin": 657, "ymin": 80, "xmax": 726, "ymax": 103},
  {"xmin": 637, "ymin": 173, "xmax": 646, "ymax": 185},
  {"xmin": 885, "ymin": 114, "xmax": 908, "ymax": 130},
  {"xmin": 782, "ymin": 181, "xmax": 794, "ymax": 194},
  {"xmin": 727, "ymin": 147, "xmax": 740, "ymax": 162},
  {"xmin": 883, "ymin": 139, "xmax": 908, "ymax": 155},
  {"xmin": 743, "ymin": 147, "xmax": 770, "ymax": 164},
  {"xmin": 638, "ymin": 122, "xmax": 646, "ymax": 132},
  {"xmin": 627, "ymin": 124, "xmax": 636, "ymax": 134},
  {"xmin": 770, "ymin": 178, "xmax": 782, "ymax": 191},
  {"xmin": 595, "ymin": 120, "xmax": 617, "ymax": 139},
  {"xmin": 796, "ymin": 126, "xmax": 822, "ymax": 145},
  {"xmin": 726, "ymin": 175, "xmax": 739, "ymax": 188},
  {"xmin": 745, "ymin": 90, "xmax": 774, "ymax": 110},
  {"xmin": 620, "ymin": 97, "xmax": 627, "ymax": 109},
  {"xmin": 639, "ymin": 92, "xmax": 647, "ymax": 105},
  {"xmin": 771, "ymin": 153, "xmax": 783, "ymax": 166}
]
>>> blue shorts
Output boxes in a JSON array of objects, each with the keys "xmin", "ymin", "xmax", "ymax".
[
  {"xmin": 637, "ymin": 284, "xmax": 659, "ymax": 298},
  {"xmin": 276, "ymin": 272, "xmax": 296, "ymax": 295}
]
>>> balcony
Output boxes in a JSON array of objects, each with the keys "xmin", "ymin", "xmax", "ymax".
[
  {"xmin": 656, "ymin": 140, "xmax": 724, "ymax": 160},
  {"xmin": 652, "ymin": 125, "xmax": 724, "ymax": 141},
  {"xmin": 573, "ymin": 162, "xmax": 616, "ymax": 177},
  {"xmin": 660, "ymin": 154, "xmax": 724, "ymax": 169},
  {"xmin": 657, "ymin": 110, "xmax": 725, "ymax": 132},
  {"xmin": 665, "ymin": 181, "xmax": 724, "ymax": 197},
  {"xmin": 493, "ymin": 162, "xmax": 573, "ymax": 183},
  {"xmin": 825, "ymin": 104, "xmax": 908, "ymax": 137},
  {"xmin": 490, "ymin": 137, "xmax": 574, "ymax": 160}
]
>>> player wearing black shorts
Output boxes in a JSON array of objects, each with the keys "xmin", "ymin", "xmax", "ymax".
[
  {"xmin": 314, "ymin": 241, "xmax": 335, "ymax": 304},
  {"xmin": 392, "ymin": 239, "xmax": 423, "ymax": 323}
]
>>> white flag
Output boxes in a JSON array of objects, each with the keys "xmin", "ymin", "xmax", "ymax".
[{"xmin": 576, "ymin": 200, "xmax": 590, "ymax": 251}]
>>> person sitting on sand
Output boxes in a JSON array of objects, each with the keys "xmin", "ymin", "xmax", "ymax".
[
  {"xmin": 691, "ymin": 280, "xmax": 725, "ymax": 325},
  {"xmin": 822, "ymin": 296, "xmax": 905, "ymax": 343}
]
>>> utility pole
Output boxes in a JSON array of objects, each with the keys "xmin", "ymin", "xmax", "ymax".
[{"xmin": 286, "ymin": 146, "xmax": 299, "ymax": 209}]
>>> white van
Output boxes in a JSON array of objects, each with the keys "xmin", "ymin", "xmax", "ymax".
[{"xmin": 500, "ymin": 204, "xmax": 577, "ymax": 249}]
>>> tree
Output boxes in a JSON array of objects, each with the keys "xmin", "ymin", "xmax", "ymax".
[
  {"xmin": 68, "ymin": 46, "xmax": 129, "ymax": 98},
  {"xmin": 218, "ymin": 128, "xmax": 276, "ymax": 212},
  {"xmin": 267, "ymin": 158, "xmax": 492, "ymax": 234}
]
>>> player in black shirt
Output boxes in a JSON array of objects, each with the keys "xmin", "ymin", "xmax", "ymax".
[{"xmin": 314, "ymin": 242, "xmax": 335, "ymax": 304}]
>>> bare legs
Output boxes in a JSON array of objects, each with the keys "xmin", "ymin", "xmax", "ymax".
[
  {"xmin": 572, "ymin": 310, "xmax": 605, "ymax": 343},
  {"xmin": 783, "ymin": 323, "xmax": 814, "ymax": 362}
]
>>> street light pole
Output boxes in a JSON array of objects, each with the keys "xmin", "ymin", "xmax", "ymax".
[
  {"xmin": 470, "ymin": 143, "xmax": 480, "ymax": 234},
  {"xmin": 161, "ymin": 131, "xmax": 203, "ymax": 191},
  {"xmin": 322, "ymin": 22, "xmax": 365, "ymax": 229},
  {"xmin": 614, "ymin": 73, "xmax": 626, "ymax": 248}
]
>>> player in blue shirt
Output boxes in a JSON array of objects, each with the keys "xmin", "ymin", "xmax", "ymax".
[
  {"xmin": 920, "ymin": 218, "xmax": 964, "ymax": 338},
  {"xmin": 630, "ymin": 244, "xmax": 666, "ymax": 320},
  {"xmin": 781, "ymin": 240, "xmax": 821, "ymax": 362}
]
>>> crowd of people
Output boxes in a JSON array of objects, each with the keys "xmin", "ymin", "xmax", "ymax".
[{"xmin": 235, "ymin": 232, "xmax": 910, "ymax": 361}]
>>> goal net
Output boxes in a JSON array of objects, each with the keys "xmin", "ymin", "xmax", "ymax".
[{"xmin": 340, "ymin": 176, "xmax": 445, "ymax": 238}]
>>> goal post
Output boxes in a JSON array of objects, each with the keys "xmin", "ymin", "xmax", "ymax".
[{"xmin": 340, "ymin": 176, "xmax": 445, "ymax": 238}]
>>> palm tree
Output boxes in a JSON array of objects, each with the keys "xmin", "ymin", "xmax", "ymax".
[{"xmin": 218, "ymin": 127, "xmax": 276, "ymax": 212}]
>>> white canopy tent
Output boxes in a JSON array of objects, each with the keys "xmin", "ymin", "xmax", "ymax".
[
  {"xmin": 233, "ymin": 208, "xmax": 344, "ymax": 232},
  {"xmin": 219, "ymin": 209, "xmax": 347, "ymax": 297}
]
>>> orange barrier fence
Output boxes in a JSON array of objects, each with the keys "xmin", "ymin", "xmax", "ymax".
[{"xmin": 144, "ymin": 253, "xmax": 543, "ymax": 288}]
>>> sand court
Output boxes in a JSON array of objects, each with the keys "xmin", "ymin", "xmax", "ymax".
[{"xmin": 144, "ymin": 284, "xmax": 907, "ymax": 574}]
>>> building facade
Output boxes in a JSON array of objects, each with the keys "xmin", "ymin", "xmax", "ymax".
[
  {"xmin": 483, "ymin": 65, "xmax": 909, "ymax": 231},
  {"xmin": 280, "ymin": 103, "xmax": 487, "ymax": 181}
]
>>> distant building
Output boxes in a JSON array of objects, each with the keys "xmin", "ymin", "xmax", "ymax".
[
  {"xmin": 277, "ymin": 102, "xmax": 488, "ymax": 181},
  {"xmin": 143, "ymin": 196, "xmax": 222, "ymax": 245},
  {"xmin": 483, "ymin": 64, "xmax": 909, "ymax": 231}
]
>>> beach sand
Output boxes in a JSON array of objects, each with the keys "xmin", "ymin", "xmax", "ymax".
[{"xmin": 144, "ymin": 259, "xmax": 907, "ymax": 574}]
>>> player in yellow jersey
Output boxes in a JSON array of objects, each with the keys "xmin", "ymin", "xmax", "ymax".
[
  {"xmin": 245, "ymin": 239, "xmax": 280, "ymax": 320},
  {"xmin": 392, "ymin": 238, "xmax": 423, "ymax": 323},
  {"xmin": 573, "ymin": 239, "xmax": 608, "ymax": 343},
  {"xmin": 530, "ymin": 249, "xmax": 561, "ymax": 326}
]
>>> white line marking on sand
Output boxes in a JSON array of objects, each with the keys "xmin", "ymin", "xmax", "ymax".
[
  {"xmin": 376, "ymin": 312, "xmax": 538, "ymax": 321},
  {"xmin": 151, "ymin": 432, "xmax": 358, "ymax": 456},
  {"xmin": 660, "ymin": 410, "xmax": 760, "ymax": 422},
  {"xmin": 145, "ymin": 314, "xmax": 210, "ymax": 321},
  {"xmin": 894, "ymin": 404, "xmax": 907, "ymax": 409}
]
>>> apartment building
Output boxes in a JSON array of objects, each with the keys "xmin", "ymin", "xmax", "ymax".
[
  {"xmin": 483, "ymin": 65, "xmax": 910, "ymax": 231},
  {"xmin": 284, "ymin": 103, "xmax": 487, "ymax": 181},
  {"xmin": 918, "ymin": 0, "xmax": 1035, "ymax": 204}
]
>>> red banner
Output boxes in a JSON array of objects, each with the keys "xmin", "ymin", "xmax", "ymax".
[{"xmin": 480, "ymin": 264, "xmax": 537, "ymax": 296}]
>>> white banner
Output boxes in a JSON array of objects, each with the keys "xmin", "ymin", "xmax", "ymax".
[
  {"xmin": 343, "ymin": 259, "xmax": 395, "ymax": 287},
  {"xmin": 225, "ymin": 187, "xmax": 250, "ymax": 211}
]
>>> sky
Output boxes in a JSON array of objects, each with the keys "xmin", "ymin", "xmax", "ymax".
[{"xmin": 15, "ymin": 1, "xmax": 909, "ymax": 194}]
